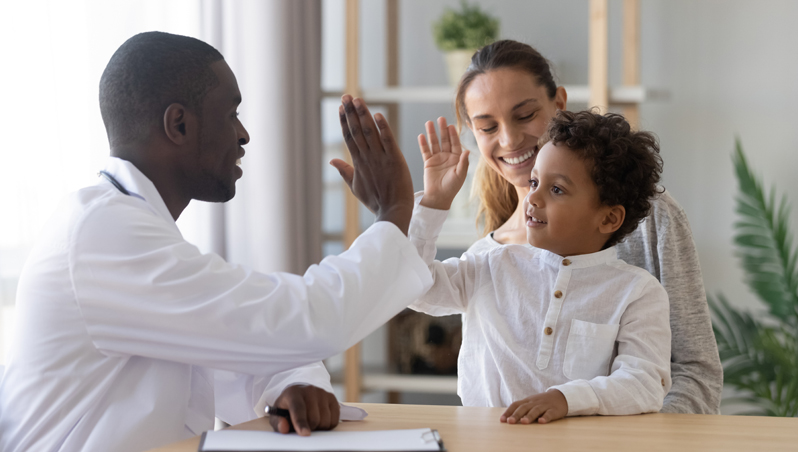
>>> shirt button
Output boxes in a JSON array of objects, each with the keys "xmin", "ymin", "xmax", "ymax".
[
  {"xmin": 554, "ymin": 290, "xmax": 563, "ymax": 298},
  {"xmin": 562, "ymin": 259, "xmax": 571, "ymax": 266},
  {"xmin": 661, "ymin": 378, "xmax": 665, "ymax": 386},
  {"xmin": 544, "ymin": 327, "xmax": 553, "ymax": 335}
]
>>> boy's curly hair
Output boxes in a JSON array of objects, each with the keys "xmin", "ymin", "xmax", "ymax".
[{"xmin": 541, "ymin": 110, "xmax": 663, "ymax": 248}]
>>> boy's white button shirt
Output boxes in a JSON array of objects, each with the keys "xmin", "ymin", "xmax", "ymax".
[
  {"xmin": 409, "ymin": 200, "xmax": 671, "ymax": 415},
  {"xmin": 0, "ymin": 158, "xmax": 433, "ymax": 452}
]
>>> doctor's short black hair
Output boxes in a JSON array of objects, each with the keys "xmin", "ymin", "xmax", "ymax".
[
  {"xmin": 99, "ymin": 31, "xmax": 224, "ymax": 146},
  {"xmin": 540, "ymin": 110, "xmax": 663, "ymax": 248}
]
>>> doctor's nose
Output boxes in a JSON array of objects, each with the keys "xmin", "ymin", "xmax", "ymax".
[{"xmin": 238, "ymin": 122, "xmax": 250, "ymax": 146}]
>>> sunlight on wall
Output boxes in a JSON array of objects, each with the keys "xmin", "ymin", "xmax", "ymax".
[{"xmin": 0, "ymin": 0, "xmax": 201, "ymax": 363}]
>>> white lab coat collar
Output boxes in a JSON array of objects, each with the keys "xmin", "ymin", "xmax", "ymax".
[{"xmin": 102, "ymin": 157, "xmax": 178, "ymax": 232}]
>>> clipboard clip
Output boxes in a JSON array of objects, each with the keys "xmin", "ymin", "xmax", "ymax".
[{"xmin": 421, "ymin": 429, "xmax": 445, "ymax": 451}]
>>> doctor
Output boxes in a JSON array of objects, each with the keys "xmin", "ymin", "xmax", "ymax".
[{"xmin": 0, "ymin": 32, "xmax": 431, "ymax": 452}]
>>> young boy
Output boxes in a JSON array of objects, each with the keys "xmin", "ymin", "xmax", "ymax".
[{"xmin": 410, "ymin": 110, "xmax": 671, "ymax": 424}]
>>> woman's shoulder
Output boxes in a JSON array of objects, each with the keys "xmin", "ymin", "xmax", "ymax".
[{"xmin": 648, "ymin": 187, "xmax": 691, "ymax": 226}]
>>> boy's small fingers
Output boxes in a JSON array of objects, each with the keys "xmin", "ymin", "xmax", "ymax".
[
  {"xmin": 456, "ymin": 150, "xmax": 470, "ymax": 177},
  {"xmin": 448, "ymin": 125, "xmax": 462, "ymax": 154},
  {"xmin": 418, "ymin": 134, "xmax": 431, "ymax": 158},
  {"xmin": 425, "ymin": 121, "xmax": 440, "ymax": 154}
]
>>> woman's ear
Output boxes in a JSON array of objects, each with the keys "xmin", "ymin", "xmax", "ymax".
[
  {"xmin": 554, "ymin": 86, "xmax": 568, "ymax": 111},
  {"xmin": 599, "ymin": 205, "xmax": 625, "ymax": 235},
  {"xmin": 163, "ymin": 103, "xmax": 196, "ymax": 145}
]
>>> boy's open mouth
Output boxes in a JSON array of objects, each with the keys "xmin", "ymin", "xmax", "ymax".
[{"xmin": 527, "ymin": 215, "xmax": 547, "ymax": 225}]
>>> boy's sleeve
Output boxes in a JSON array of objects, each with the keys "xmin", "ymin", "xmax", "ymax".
[
  {"xmin": 408, "ymin": 193, "xmax": 479, "ymax": 316},
  {"xmin": 549, "ymin": 278, "xmax": 672, "ymax": 416}
]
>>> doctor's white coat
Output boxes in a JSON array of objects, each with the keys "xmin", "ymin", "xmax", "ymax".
[{"xmin": 0, "ymin": 158, "xmax": 432, "ymax": 452}]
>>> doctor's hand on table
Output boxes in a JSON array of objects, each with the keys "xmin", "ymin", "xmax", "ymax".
[
  {"xmin": 330, "ymin": 95, "xmax": 415, "ymax": 236},
  {"xmin": 268, "ymin": 385, "xmax": 340, "ymax": 436}
]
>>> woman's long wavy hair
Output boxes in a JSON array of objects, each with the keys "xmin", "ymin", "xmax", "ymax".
[{"xmin": 454, "ymin": 40, "xmax": 557, "ymax": 236}]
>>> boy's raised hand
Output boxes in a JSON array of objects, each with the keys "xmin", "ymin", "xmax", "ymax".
[
  {"xmin": 418, "ymin": 117, "xmax": 470, "ymax": 210},
  {"xmin": 500, "ymin": 390, "xmax": 568, "ymax": 425}
]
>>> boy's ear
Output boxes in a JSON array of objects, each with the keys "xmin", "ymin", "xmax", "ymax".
[{"xmin": 599, "ymin": 205, "xmax": 626, "ymax": 235}]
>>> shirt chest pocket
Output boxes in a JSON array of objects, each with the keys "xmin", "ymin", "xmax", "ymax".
[{"xmin": 562, "ymin": 319, "xmax": 620, "ymax": 381}]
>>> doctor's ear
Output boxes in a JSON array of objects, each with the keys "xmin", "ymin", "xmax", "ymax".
[
  {"xmin": 599, "ymin": 205, "xmax": 625, "ymax": 235},
  {"xmin": 163, "ymin": 103, "xmax": 196, "ymax": 145}
]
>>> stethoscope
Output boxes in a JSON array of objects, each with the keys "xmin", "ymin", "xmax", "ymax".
[{"xmin": 98, "ymin": 170, "xmax": 131, "ymax": 196}]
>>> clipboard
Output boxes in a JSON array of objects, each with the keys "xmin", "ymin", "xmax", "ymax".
[{"xmin": 198, "ymin": 428, "xmax": 445, "ymax": 451}]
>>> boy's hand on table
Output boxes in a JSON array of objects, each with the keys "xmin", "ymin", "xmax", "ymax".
[
  {"xmin": 418, "ymin": 116, "xmax": 470, "ymax": 211},
  {"xmin": 269, "ymin": 384, "xmax": 340, "ymax": 436},
  {"xmin": 501, "ymin": 389, "xmax": 568, "ymax": 425}
]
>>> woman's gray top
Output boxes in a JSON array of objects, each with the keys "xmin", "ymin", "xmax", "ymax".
[{"xmin": 467, "ymin": 189, "xmax": 723, "ymax": 414}]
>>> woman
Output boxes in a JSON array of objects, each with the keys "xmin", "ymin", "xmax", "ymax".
[{"xmin": 442, "ymin": 40, "xmax": 722, "ymax": 414}]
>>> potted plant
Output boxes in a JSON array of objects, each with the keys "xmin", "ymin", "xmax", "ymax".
[
  {"xmin": 433, "ymin": 1, "xmax": 499, "ymax": 86},
  {"xmin": 709, "ymin": 139, "xmax": 798, "ymax": 416}
]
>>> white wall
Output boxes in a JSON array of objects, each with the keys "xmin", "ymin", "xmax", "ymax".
[{"xmin": 323, "ymin": 0, "xmax": 798, "ymax": 405}]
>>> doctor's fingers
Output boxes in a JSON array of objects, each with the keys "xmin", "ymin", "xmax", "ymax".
[
  {"xmin": 340, "ymin": 96, "xmax": 374, "ymax": 160},
  {"xmin": 329, "ymin": 398, "xmax": 341, "ymax": 429}
]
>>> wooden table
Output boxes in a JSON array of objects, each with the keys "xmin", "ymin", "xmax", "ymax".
[{"xmin": 150, "ymin": 403, "xmax": 798, "ymax": 452}]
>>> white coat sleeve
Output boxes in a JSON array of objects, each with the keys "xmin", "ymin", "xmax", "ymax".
[
  {"xmin": 550, "ymin": 278, "xmax": 672, "ymax": 416},
  {"xmin": 70, "ymin": 196, "xmax": 432, "ymax": 377},
  {"xmin": 407, "ymin": 195, "xmax": 479, "ymax": 316},
  {"xmin": 213, "ymin": 362, "xmax": 333, "ymax": 426}
]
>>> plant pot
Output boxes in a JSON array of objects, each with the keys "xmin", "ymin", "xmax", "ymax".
[{"xmin": 443, "ymin": 49, "xmax": 476, "ymax": 87}]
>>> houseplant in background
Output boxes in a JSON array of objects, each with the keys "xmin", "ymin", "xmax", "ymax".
[
  {"xmin": 709, "ymin": 139, "xmax": 798, "ymax": 416},
  {"xmin": 433, "ymin": 0, "xmax": 499, "ymax": 86}
]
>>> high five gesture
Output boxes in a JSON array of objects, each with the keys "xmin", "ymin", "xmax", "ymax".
[{"xmin": 418, "ymin": 117, "xmax": 470, "ymax": 210}]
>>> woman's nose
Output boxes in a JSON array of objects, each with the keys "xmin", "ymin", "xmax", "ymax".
[{"xmin": 499, "ymin": 124, "xmax": 523, "ymax": 150}]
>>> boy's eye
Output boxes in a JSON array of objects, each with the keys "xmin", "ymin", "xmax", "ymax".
[
  {"xmin": 552, "ymin": 186, "xmax": 563, "ymax": 194},
  {"xmin": 529, "ymin": 179, "xmax": 538, "ymax": 189}
]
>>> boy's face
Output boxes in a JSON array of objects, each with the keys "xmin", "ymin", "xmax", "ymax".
[{"xmin": 523, "ymin": 142, "xmax": 619, "ymax": 257}]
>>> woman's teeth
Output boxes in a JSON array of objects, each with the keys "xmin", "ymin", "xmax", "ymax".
[{"xmin": 502, "ymin": 149, "xmax": 534, "ymax": 165}]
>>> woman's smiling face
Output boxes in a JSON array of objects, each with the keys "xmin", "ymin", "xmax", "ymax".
[{"xmin": 464, "ymin": 67, "xmax": 565, "ymax": 189}]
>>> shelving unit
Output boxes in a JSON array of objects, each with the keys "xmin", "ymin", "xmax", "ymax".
[{"xmin": 328, "ymin": 0, "xmax": 659, "ymax": 403}]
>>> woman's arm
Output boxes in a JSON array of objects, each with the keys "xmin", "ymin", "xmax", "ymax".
[{"xmin": 616, "ymin": 190, "xmax": 723, "ymax": 414}]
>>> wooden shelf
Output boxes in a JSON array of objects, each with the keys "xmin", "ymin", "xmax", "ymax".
[{"xmin": 322, "ymin": 85, "xmax": 668, "ymax": 105}]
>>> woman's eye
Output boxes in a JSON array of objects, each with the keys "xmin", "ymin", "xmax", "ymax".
[
  {"xmin": 519, "ymin": 112, "xmax": 535, "ymax": 121},
  {"xmin": 480, "ymin": 125, "xmax": 497, "ymax": 133}
]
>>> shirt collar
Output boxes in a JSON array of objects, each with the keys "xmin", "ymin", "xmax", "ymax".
[
  {"xmin": 533, "ymin": 245, "xmax": 618, "ymax": 269},
  {"xmin": 101, "ymin": 157, "xmax": 177, "ymax": 230}
]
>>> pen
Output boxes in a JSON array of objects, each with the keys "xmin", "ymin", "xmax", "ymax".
[{"xmin": 265, "ymin": 405, "xmax": 291, "ymax": 418}]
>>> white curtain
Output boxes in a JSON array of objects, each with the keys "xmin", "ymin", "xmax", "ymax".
[{"xmin": 186, "ymin": 0, "xmax": 323, "ymax": 275}]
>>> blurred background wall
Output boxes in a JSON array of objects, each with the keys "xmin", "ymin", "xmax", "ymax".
[{"xmin": 1, "ymin": 0, "xmax": 797, "ymax": 412}]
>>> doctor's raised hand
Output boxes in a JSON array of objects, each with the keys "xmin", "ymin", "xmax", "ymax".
[
  {"xmin": 330, "ymin": 95, "xmax": 415, "ymax": 235},
  {"xmin": 417, "ymin": 117, "xmax": 470, "ymax": 210}
]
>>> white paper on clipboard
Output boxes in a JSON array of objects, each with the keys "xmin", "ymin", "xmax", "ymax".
[{"xmin": 198, "ymin": 428, "xmax": 444, "ymax": 451}]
